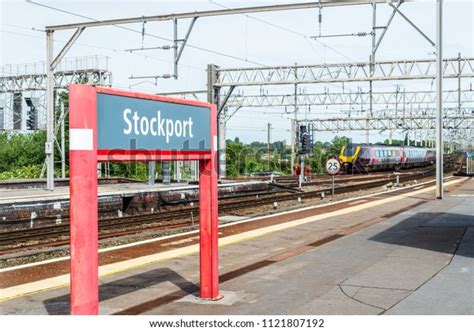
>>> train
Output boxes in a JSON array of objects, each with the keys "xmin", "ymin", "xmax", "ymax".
[{"xmin": 339, "ymin": 144, "xmax": 436, "ymax": 173}]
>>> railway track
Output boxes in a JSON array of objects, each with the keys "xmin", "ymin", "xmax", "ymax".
[
  {"xmin": 0, "ymin": 172, "xmax": 424, "ymax": 227},
  {"xmin": 0, "ymin": 169, "xmax": 440, "ymax": 254},
  {"xmin": 0, "ymin": 185, "xmax": 291, "ymax": 227},
  {"xmin": 274, "ymin": 173, "xmax": 391, "ymax": 187}
]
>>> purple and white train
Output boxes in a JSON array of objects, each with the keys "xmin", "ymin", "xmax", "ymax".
[{"xmin": 339, "ymin": 144, "xmax": 436, "ymax": 172}]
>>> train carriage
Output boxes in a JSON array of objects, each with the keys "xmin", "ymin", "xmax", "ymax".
[{"xmin": 340, "ymin": 144, "xmax": 435, "ymax": 173}]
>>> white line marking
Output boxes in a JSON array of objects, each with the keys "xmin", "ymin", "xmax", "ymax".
[{"xmin": 348, "ymin": 199, "xmax": 368, "ymax": 205}]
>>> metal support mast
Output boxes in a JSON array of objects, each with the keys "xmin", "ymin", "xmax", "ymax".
[
  {"xmin": 207, "ymin": 64, "xmax": 224, "ymax": 178},
  {"xmin": 458, "ymin": 52, "xmax": 462, "ymax": 113},
  {"xmin": 368, "ymin": 1, "xmax": 377, "ymax": 144},
  {"xmin": 60, "ymin": 102, "xmax": 66, "ymax": 179},
  {"xmin": 436, "ymin": 0, "xmax": 443, "ymax": 199},
  {"xmin": 46, "ymin": 31, "xmax": 54, "ymax": 190},
  {"xmin": 218, "ymin": 108, "xmax": 227, "ymax": 178},
  {"xmin": 291, "ymin": 71, "xmax": 298, "ymax": 172},
  {"xmin": 267, "ymin": 122, "xmax": 272, "ymax": 171}
]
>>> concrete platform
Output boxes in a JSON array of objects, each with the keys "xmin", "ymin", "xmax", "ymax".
[
  {"xmin": 0, "ymin": 180, "xmax": 262, "ymax": 204},
  {"xmin": 0, "ymin": 180, "xmax": 269, "ymax": 227},
  {"xmin": 1, "ymin": 178, "xmax": 472, "ymax": 315}
]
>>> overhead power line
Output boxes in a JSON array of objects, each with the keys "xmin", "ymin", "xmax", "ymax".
[
  {"xmin": 0, "ymin": 27, "xmax": 204, "ymax": 72},
  {"xmin": 26, "ymin": 0, "xmax": 268, "ymax": 67},
  {"xmin": 208, "ymin": 0, "xmax": 358, "ymax": 63},
  {"xmin": 207, "ymin": 0, "xmax": 358, "ymax": 93}
]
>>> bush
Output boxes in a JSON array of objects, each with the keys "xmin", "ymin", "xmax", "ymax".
[
  {"xmin": 0, "ymin": 131, "xmax": 46, "ymax": 177},
  {"xmin": 0, "ymin": 164, "xmax": 43, "ymax": 180}
]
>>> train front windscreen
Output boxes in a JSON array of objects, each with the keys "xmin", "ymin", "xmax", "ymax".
[{"xmin": 343, "ymin": 145, "xmax": 357, "ymax": 156}]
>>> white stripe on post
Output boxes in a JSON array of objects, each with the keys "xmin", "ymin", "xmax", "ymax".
[
  {"xmin": 70, "ymin": 128, "xmax": 93, "ymax": 151},
  {"xmin": 213, "ymin": 135, "xmax": 217, "ymax": 152}
]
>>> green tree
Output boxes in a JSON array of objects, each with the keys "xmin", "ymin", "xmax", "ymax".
[
  {"xmin": 0, "ymin": 131, "xmax": 46, "ymax": 177},
  {"xmin": 308, "ymin": 141, "xmax": 327, "ymax": 174},
  {"xmin": 307, "ymin": 136, "xmax": 351, "ymax": 174},
  {"xmin": 226, "ymin": 139, "xmax": 248, "ymax": 177},
  {"xmin": 327, "ymin": 136, "xmax": 350, "ymax": 157},
  {"xmin": 382, "ymin": 138, "xmax": 404, "ymax": 145}
]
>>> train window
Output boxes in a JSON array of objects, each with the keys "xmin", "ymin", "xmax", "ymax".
[
  {"xmin": 343, "ymin": 145, "xmax": 356, "ymax": 156},
  {"xmin": 359, "ymin": 148, "xmax": 369, "ymax": 158}
]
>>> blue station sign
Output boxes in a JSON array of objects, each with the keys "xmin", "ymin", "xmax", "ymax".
[{"xmin": 96, "ymin": 93, "xmax": 211, "ymax": 152}]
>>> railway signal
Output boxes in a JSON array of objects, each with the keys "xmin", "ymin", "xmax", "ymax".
[
  {"xmin": 25, "ymin": 97, "xmax": 38, "ymax": 131},
  {"xmin": 296, "ymin": 123, "xmax": 314, "ymax": 188},
  {"xmin": 301, "ymin": 132, "xmax": 310, "ymax": 154},
  {"xmin": 297, "ymin": 124, "xmax": 313, "ymax": 155}
]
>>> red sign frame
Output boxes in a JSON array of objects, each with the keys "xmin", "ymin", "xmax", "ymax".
[{"xmin": 69, "ymin": 84, "xmax": 220, "ymax": 315}]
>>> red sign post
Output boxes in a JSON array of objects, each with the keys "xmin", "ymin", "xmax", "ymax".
[{"xmin": 69, "ymin": 84, "xmax": 219, "ymax": 314}]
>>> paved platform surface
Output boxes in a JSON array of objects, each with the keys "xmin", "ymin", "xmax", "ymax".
[{"xmin": 1, "ymin": 178, "xmax": 472, "ymax": 315}]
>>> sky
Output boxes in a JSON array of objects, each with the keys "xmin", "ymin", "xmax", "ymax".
[{"xmin": 1, "ymin": 0, "xmax": 473, "ymax": 144}]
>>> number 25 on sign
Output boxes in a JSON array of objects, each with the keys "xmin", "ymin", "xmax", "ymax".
[
  {"xmin": 326, "ymin": 158, "xmax": 340, "ymax": 196},
  {"xmin": 326, "ymin": 158, "xmax": 341, "ymax": 175}
]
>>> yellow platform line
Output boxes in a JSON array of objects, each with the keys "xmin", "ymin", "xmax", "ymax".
[{"xmin": 0, "ymin": 178, "xmax": 466, "ymax": 302}]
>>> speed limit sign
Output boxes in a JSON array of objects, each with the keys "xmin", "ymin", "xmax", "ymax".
[{"xmin": 326, "ymin": 158, "xmax": 341, "ymax": 175}]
